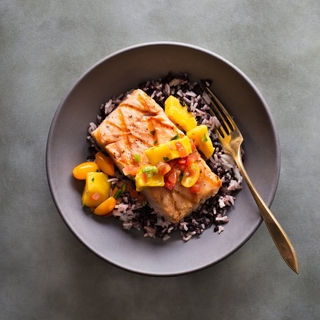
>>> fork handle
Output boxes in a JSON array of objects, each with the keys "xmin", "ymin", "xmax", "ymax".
[{"xmin": 234, "ymin": 156, "xmax": 299, "ymax": 274}]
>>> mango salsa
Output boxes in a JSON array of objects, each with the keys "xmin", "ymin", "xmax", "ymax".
[
  {"xmin": 135, "ymin": 165, "xmax": 165, "ymax": 191},
  {"xmin": 145, "ymin": 136, "xmax": 193, "ymax": 165},
  {"xmin": 164, "ymin": 95, "xmax": 197, "ymax": 132},
  {"xmin": 82, "ymin": 172, "xmax": 111, "ymax": 207},
  {"xmin": 187, "ymin": 125, "xmax": 214, "ymax": 159}
]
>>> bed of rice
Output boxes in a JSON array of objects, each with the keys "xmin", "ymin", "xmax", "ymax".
[{"xmin": 86, "ymin": 73, "xmax": 243, "ymax": 242}]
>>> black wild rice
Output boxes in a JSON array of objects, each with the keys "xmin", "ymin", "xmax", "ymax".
[{"xmin": 86, "ymin": 72, "xmax": 242, "ymax": 241}]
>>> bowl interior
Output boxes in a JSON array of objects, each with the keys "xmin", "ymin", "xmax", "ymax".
[{"xmin": 46, "ymin": 42, "xmax": 280, "ymax": 276}]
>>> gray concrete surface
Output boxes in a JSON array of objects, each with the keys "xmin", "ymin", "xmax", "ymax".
[{"xmin": 1, "ymin": 1, "xmax": 319, "ymax": 319}]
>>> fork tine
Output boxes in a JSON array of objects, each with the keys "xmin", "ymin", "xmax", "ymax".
[
  {"xmin": 216, "ymin": 123, "xmax": 228, "ymax": 140},
  {"xmin": 202, "ymin": 86, "xmax": 236, "ymax": 135},
  {"xmin": 216, "ymin": 124, "xmax": 226, "ymax": 139}
]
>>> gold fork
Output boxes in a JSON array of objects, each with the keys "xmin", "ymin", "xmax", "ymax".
[{"xmin": 202, "ymin": 85, "xmax": 299, "ymax": 274}]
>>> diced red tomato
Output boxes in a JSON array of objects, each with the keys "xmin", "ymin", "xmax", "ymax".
[
  {"xmin": 90, "ymin": 192, "xmax": 101, "ymax": 201},
  {"xmin": 141, "ymin": 172, "xmax": 148, "ymax": 183},
  {"xmin": 165, "ymin": 180, "xmax": 175, "ymax": 190},
  {"xmin": 177, "ymin": 158, "xmax": 187, "ymax": 171},
  {"xmin": 167, "ymin": 159, "xmax": 178, "ymax": 169},
  {"xmin": 164, "ymin": 167, "xmax": 181, "ymax": 190},
  {"xmin": 176, "ymin": 153, "xmax": 200, "ymax": 171},
  {"xmin": 189, "ymin": 177, "xmax": 202, "ymax": 194},
  {"xmin": 188, "ymin": 152, "xmax": 200, "ymax": 163},
  {"xmin": 167, "ymin": 170, "xmax": 178, "ymax": 184},
  {"xmin": 178, "ymin": 158, "xmax": 187, "ymax": 165},
  {"xmin": 123, "ymin": 165, "xmax": 139, "ymax": 176}
]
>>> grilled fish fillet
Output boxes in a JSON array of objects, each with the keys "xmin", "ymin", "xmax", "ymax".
[{"xmin": 91, "ymin": 89, "xmax": 221, "ymax": 223}]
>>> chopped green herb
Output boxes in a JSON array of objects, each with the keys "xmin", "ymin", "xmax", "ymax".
[
  {"xmin": 133, "ymin": 154, "xmax": 141, "ymax": 163},
  {"xmin": 142, "ymin": 166, "xmax": 158, "ymax": 174},
  {"xmin": 171, "ymin": 134, "xmax": 179, "ymax": 140},
  {"xmin": 150, "ymin": 130, "xmax": 156, "ymax": 135},
  {"xmin": 163, "ymin": 156, "xmax": 169, "ymax": 162},
  {"xmin": 113, "ymin": 183, "xmax": 127, "ymax": 200},
  {"xmin": 153, "ymin": 140, "xmax": 158, "ymax": 145},
  {"xmin": 113, "ymin": 190, "xmax": 122, "ymax": 200},
  {"xmin": 142, "ymin": 166, "xmax": 151, "ymax": 173},
  {"xmin": 120, "ymin": 182, "xmax": 127, "ymax": 193},
  {"xmin": 201, "ymin": 134, "xmax": 208, "ymax": 143},
  {"xmin": 91, "ymin": 177, "xmax": 95, "ymax": 182}
]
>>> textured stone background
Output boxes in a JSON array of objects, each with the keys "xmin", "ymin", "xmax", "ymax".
[{"xmin": 1, "ymin": 1, "xmax": 319, "ymax": 319}]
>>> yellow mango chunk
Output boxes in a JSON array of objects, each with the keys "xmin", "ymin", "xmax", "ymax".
[
  {"xmin": 145, "ymin": 136, "xmax": 192, "ymax": 165},
  {"xmin": 95, "ymin": 151, "xmax": 115, "ymax": 176},
  {"xmin": 135, "ymin": 165, "xmax": 165, "ymax": 192},
  {"xmin": 82, "ymin": 172, "xmax": 111, "ymax": 207},
  {"xmin": 93, "ymin": 196, "xmax": 117, "ymax": 216},
  {"xmin": 187, "ymin": 125, "xmax": 215, "ymax": 159},
  {"xmin": 72, "ymin": 162, "xmax": 99, "ymax": 180},
  {"xmin": 165, "ymin": 95, "xmax": 197, "ymax": 132}
]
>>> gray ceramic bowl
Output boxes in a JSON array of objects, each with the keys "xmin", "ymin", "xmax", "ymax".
[{"xmin": 46, "ymin": 42, "xmax": 280, "ymax": 276}]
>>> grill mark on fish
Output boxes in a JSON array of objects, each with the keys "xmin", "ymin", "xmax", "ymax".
[
  {"xmin": 102, "ymin": 114, "xmax": 155, "ymax": 163},
  {"xmin": 148, "ymin": 116, "xmax": 176, "ymax": 132},
  {"xmin": 118, "ymin": 107, "xmax": 131, "ymax": 156},
  {"xmin": 120, "ymin": 104, "xmax": 156, "ymax": 116}
]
